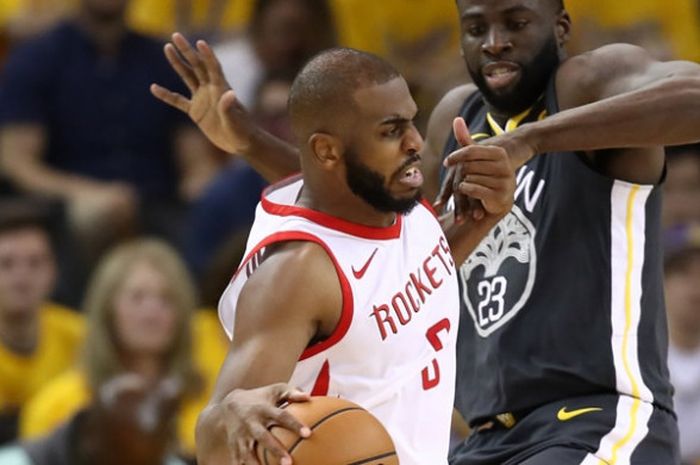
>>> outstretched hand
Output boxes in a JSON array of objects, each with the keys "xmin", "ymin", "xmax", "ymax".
[
  {"xmin": 196, "ymin": 383, "xmax": 311, "ymax": 465},
  {"xmin": 150, "ymin": 33, "xmax": 255, "ymax": 155}
]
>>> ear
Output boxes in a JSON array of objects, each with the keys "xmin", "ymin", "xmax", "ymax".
[
  {"xmin": 555, "ymin": 11, "xmax": 572, "ymax": 47},
  {"xmin": 308, "ymin": 133, "xmax": 342, "ymax": 169}
]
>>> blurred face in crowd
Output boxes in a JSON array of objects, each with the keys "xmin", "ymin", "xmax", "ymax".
[
  {"xmin": 663, "ymin": 153, "xmax": 700, "ymax": 227},
  {"xmin": 112, "ymin": 261, "xmax": 178, "ymax": 358},
  {"xmin": 0, "ymin": 228, "xmax": 55, "ymax": 322},
  {"xmin": 666, "ymin": 251, "xmax": 700, "ymax": 339},
  {"xmin": 254, "ymin": 0, "xmax": 324, "ymax": 74},
  {"xmin": 81, "ymin": 0, "xmax": 129, "ymax": 21}
]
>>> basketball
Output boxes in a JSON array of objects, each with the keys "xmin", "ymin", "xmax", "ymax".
[{"xmin": 256, "ymin": 396, "xmax": 398, "ymax": 465}]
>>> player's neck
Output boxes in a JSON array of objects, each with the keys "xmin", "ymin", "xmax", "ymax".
[
  {"xmin": 298, "ymin": 183, "xmax": 398, "ymax": 228},
  {"xmin": 0, "ymin": 310, "xmax": 39, "ymax": 355}
]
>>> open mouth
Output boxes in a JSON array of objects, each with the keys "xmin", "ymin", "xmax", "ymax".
[
  {"xmin": 483, "ymin": 62, "xmax": 521, "ymax": 91},
  {"xmin": 397, "ymin": 165, "xmax": 424, "ymax": 189}
]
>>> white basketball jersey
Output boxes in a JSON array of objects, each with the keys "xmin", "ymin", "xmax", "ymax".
[{"xmin": 219, "ymin": 176, "xmax": 459, "ymax": 465}]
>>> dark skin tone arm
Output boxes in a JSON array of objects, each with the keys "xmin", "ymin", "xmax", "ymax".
[
  {"xmin": 443, "ymin": 44, "xmax": 700, "ymax": 187},
  {"xmin": 195, "ymin": 241, "xmax": 342, "ymax": 465}
]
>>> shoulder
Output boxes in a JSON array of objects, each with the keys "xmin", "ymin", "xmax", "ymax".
[
  {"xmin": 421, "ymin": 84, "xmax": 478, "ymax": 200},
  {"xmin": 20, "ymin": 370, "xmax": 89, "ymax": 440},
  {"xmin": 241, "ymin": 240, "xmax": 339, "ymax": 305},
  {"xmin": 40, "ymin": 304, "xmax": 84, "ymax": 343},
  {"xmin": 557, "ymin": 43, "xmax": 700, "ymax": 107},
  {"xmin": 427, "ymin": 84, "xmax": 478, "ymax": 137}
]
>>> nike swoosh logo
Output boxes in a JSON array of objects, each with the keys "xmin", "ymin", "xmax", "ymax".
[
  {"xmin": 352, "ymin": 248, "xmax": 379, "ymax": 279},
  {"xmin": 557, "ymin": 406, "xmax": 602, "ymax": 421}
]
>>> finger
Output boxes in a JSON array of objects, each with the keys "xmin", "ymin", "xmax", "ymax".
[
  {"xmin": 281, "ymin": 388, "xmax": 311, "ymax": 404},
  {"xmin": 457, "ymin": 183, "xmax": 508, "ymax": 207},
  {"xmin": 453, "ymin": 117, "xmax": 474, "ymax": 147},
  {"xmin": 444, "ymin": 146, "xmax": 507, "ymax": 166},
  {"xmin": 271, "ymin": 408, "xmax": 311, "ymax": 438},
  {"xmin": 433, "ymin": 166, "xmax": 456, "ymax": 212},
  {"xmin": 249, "ymin": 425, "xmax": 292, "ymax": 465},
  {"xmin": 172, "ymin": 32, "xmax": 208, "ymax": 84},
  {"xmin": 150, "ymin": 84, "xmax": 191, "ymax": 113},
  {"xmin": 452, "ymin": 165, "xmax": 468, "ymax": 224},
  {"xmin": 163, "ymin": 43, "xmax": 198, "ymax": 93},
  {"xmin": 460, "ymin": 173, "xmax": 510, "ymax": 190},
  {"xmin": 196, "ymin": 39, "xmax": 228, "ymax": 88},
  {"xmin": 460, "ymin": 160, "xmax": 511, "ymax": 177},
  {"xmin": 239, "ymin": 437, "xmax": 262, "ymax": 465}
]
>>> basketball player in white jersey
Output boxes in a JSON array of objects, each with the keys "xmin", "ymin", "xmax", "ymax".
[{"xmin": 153, "ymin": 42, "xmax": 515, "ymax": 465}]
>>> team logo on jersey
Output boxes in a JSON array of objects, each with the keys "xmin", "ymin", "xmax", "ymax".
[{"xmin": 460, "ymin": 205, "xmax": 536, "ymax": 337}]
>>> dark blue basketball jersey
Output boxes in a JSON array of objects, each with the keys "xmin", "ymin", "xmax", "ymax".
[{"xmin": 442, "ymin": 78, "xmax": 674, "ymax": 426}]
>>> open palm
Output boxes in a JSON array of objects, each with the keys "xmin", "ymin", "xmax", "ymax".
[{"xmin": 151, "ymin": 33, "xmax": 254, "ymax": 154}]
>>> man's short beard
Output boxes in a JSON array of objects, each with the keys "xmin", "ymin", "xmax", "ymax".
[
  {"xmin": 469, "ymin": 34, "xmax": 561, "ymax": 115},
  {"xmin": 344, "ymin": 149, "xmax": 420, "ymax": 215}
]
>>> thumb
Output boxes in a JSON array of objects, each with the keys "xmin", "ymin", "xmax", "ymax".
[
  {"xmin": 218, "ymin": 89, "xmax": 238, "ymax": 115},
  {"xmin": 453, "ymin": 117, "xmax": 474, "ymax": 147}
]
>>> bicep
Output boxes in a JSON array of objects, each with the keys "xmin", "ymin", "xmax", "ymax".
[
  {"xmin": 559, "ymin": 44, "xmax": 700, "ymax": 107},
  {"xmin": 210, "ymin": 242, "xmax": 341, "ymax": 401}
]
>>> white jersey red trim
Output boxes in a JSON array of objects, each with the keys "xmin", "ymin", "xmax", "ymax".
[{"xmin": 219, "ymin": 176, "xmax": 459, "ymax": 465}]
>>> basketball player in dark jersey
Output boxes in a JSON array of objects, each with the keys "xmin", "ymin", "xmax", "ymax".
[{"xmin": 151, "ymin": 0, "xmax": 700, "ymax": 460}]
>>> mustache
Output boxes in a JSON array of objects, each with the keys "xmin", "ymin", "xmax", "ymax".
[{"xmin": 397, "ymin": 152, "xmax": 421, "ymax": 173}]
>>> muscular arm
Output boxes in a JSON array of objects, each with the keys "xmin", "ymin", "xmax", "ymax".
[
  {"xmin": 210, "ymin": 241, "xmax": 341, "ymax": 396},
  {"xmin": 196, "ymin": 241, "xmax": 342, "ymax": 464},
  {"xmin": 506, "ymin": 44, "xmax": 700, "ymax": 182}
]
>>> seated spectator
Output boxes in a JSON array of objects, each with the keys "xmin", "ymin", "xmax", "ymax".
[
  {"xmin": 0, "ymin": 373, "xmax": 187, "ymax": 465},
  {"xmin": 0, "ymin": 0, "xmax": 219, "ymax": 304},
  {"xmin": 0, "ymin": 201, "xmax": 82, "ymax": 445},
  {"xmin": 182, "ymin": 75, "xmax": 293, "ymax": 278},
  {"xmin": 665, "ymin": 224, "xmax": 700, "ymax": 465},
  {"xmin": 19, "ymin": 239, "xmax": 208, "ymax": 459}
]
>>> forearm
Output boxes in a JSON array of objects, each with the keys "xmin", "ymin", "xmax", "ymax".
[
  {"xmin": 239, "ymin": 127, "xmax": 301, "ymax": 183},
  {"xmin": 522, "ymin": 76, "xmax": 700, "ymax": 155},
  {"xmin": 442, "ymin": 213, "xmax": 502, "ymax": 267},
  {"xmin": 4, "ymin": 161, "xmax": 103, "ymax": 198}
]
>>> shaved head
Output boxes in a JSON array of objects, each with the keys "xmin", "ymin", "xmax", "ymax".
[{"xmin": 288, "ymin": 48, "xmax": 401, "ymax": 142}]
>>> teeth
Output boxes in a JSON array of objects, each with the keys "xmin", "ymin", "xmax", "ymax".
[
  {"xmin": 405, "ymin": 167, "xmax": 416, "ymax": 177},
  {"xmin": 491, "ymin": 68, "xmax": 512, "ymax": 76}
]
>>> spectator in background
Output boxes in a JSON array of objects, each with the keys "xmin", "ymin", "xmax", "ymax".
[
  {"xmin": 0, "ymin": 202, "xmax": 82, "ymax": 446},
  {"xmin": 0, "ymin": 373, "xmax": 188, "ymax": 465},
  {"xmin": 19, "ymin": 239, "xmax": 206, "ymax": 460},
  {"xmin": 665, "ymin": 224, "xmax": 700, "ymax": 465},
  {"xmin": 0, "ymin": 0, "xmax": 219, "ymax": 305},
  {"xmin": 214, "ymin": 0, "xmax": 336, "ymax": 107},
  {"xmin": 564, "ymin": 0, "xmax": 700, "ymax": 61},
  {"xmin": 664, "ymin": 144, "xmax": 700, "ymax": 228},
  {"xmin": 182, "ymin": 74, "xmax": 293, "ymax": 279}
]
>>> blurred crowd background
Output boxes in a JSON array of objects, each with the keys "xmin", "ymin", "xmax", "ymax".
[{"xmin": 0, "ymin": 1, "xmax": 698, "ymax": 464}]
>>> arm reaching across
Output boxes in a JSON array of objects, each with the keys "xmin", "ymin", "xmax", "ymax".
[{"xmin": 150, "ymin": 33, "xmax": 300, "ymax": 182}]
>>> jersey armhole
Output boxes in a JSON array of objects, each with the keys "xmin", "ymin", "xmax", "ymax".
[{"xmin": 223, "ymin": 231, "xmax": 354, "ymax": 361}]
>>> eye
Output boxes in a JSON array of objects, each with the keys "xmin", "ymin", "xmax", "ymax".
[
  {"xmin": 509, "ymin": 19, "xmax": 529, "ymax": 30},
  {"xmin": 466, "ymin": 24, "xmax": 486, "ymax": 37},
  {"xmin": 383, "ymin": 125, "xmax": 403, "ymax": 138}
]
